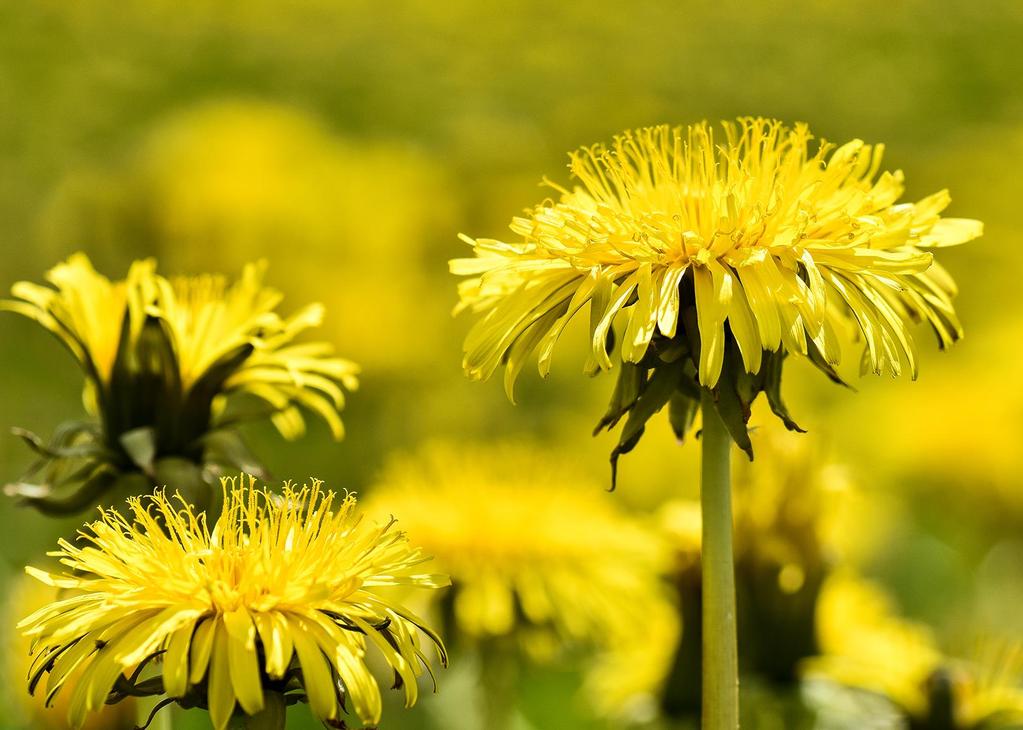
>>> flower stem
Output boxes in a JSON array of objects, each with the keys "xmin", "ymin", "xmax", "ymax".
[
  {"xmin": 700, "ymin": 389, "xmax": 739, "ymax": 730},
  {"xmin": 231, "ymin": 692, "xmax": 288, "ymax": 730}
]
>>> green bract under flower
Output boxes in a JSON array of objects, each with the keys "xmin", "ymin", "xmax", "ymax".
[
  {"xmin": 2, "ymin": 254, "xmax": 359, "ymax": 513},
  {"xmin": 451, "ymin": 118, "xmax": 981, "ymax": 481}
]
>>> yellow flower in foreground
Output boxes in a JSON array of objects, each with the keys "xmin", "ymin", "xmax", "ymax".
[
  {"xmin": 451, "ymin": 118, "xmax": 981, "ymax": 473},
  {"xmin": 19, "ymin": 476, "xmax": 448, "ymax": 730},
  {"xmin": 365, "ymin": 443, "xmax": 669, "ymax": 660},
  {"xmin": 3, "ymin": 255, "xmax": 359, "ymax": 513},
  {"xmin": 805, "ymin": 572, "xmax": 1023, "ymax": 728}
]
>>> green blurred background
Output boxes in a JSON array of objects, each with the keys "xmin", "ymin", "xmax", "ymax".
[{"xmin": 1, "ymin": 1, "xmax": 1021, "ymax": 728}]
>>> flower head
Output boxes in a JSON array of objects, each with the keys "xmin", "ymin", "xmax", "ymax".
[
  {"xmin": 365, "ymin": 443, "xmax": 669, "ymax": 660},
  {"xmin": 451, "ymin": 119, "xmax": 981, "ymax": 477},
  {"xmin": 3, "ymin": 254, "xmax": 359, "ymax": 513},
  {"xmin": 18, "ymin": 476, "xmax": 448, "ymax": 730}
]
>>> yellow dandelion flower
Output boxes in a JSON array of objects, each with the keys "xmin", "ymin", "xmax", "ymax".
[
  {"xmin": 364, "ymin": 443, "xmax": 669, "ymax": 660},
  {"xmin": 3, "ymin": 254, "xmax": 358, "ymax": 513},
  {"xmin": 18, "ymin": 476, "xmax": 448, "ymax": 730},
  {"xmin": 805, "ymin": 573, "xmax": 1023, "ymax": 728},
  {"xmin": 451, "ymin": 118, "xmax": 981, "ymax": 471},
  {"xmin": 805, "ymin": 571, "xmax": 942, "ymax": 718}
]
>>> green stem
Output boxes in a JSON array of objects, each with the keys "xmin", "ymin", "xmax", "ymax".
[
  {"xmin": 700, "ymin": 389, "xmax": 739, "ymax": 730},
  {"xmin": 479, "ymin": 642, "xmax": 518, "ymax": 730},
  {"xmin": 230, "ymin": 691, "xmax": 288, "ymax": 730}
]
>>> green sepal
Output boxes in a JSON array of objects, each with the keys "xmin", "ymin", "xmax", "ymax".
[
  {"xmin": 153, "ymin": 457, "xmax": 214, "ymax": 514},
  {"xmin": 120, "ymin": 426, "xmax": 157, "ymax": 473},
  {"xmin": 709, "ymin": 360, "xmax": 754, "ymax": 462},
  {"xmin": 593, "ymin": 362, "xmax": 645, "ymax": 436},
  {"xmin": 11, "ymin": 424, "xmax": 107, "ymax": 461},
  {"xmin": 608, "ymin": 364, "xmax": 682, "ymax": 490},
  {"xmin": 668, "ymin": 391, "xmax": 699, "ymax": 442},
  {"xmin": 762, "ymin": 350, "xmax": 806, "ymax": 433},
  {"xmin": 5, "ymin": 463, "xmax": 117, "ymax": 516},
  {"xmin": 107, "ymin": 315, "xmax": 182, "ymax": 446},
  {"xmin": 200, "ymin": 430, "xmax": 270, "ymax": 480},
  {"xmin": 181, "ymin": 343, "xmax": 254, "ymax": 442}
]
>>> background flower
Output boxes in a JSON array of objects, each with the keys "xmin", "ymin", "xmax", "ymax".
[{"xmin": 2, "ymin": 255, "xmax": 358, "ymax": 514}]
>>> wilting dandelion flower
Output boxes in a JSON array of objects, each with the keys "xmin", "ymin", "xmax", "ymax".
[
  {"xmin": 805, "ymin": 572, "xmax": 1023, "ymax": 729},
  {"xmin": 2, "ymin": 254, "xmax": 359, "ymax": 513},
  {"xmin": 18, "ymin": 476, "xmax": 448, "ymax": 730},
  {"xmin": 365, "ymin": 443, "xmax": 669, "ymax": 660},
  {"xmin": 451, "ymin": 118, "xmax": 981, "ymax": 466}
]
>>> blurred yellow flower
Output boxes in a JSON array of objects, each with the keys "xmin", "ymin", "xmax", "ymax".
[
  {"xmin": 451, "ymin": 118, "xmax": 981, "ymax": 471},
  {"xmin": 3, "ymin": 254, "xmax": 358, "ymax": 513},
  {"xmin": 43, "ymin": 99, "xmax": 459, "ymax": 372},
  {"xmin": 807, "ymin": 571, "xmax": 942, "ymax": 717},
  {"xmin": 6, "ymin": 253, "xmax": 358, "ymax": 439},
  {"xmin": 805, "ymin": 572, "xmax": 1023, "ymax": 728},
  {"xmin": 19, "ymin": 476, "xmax": 448, "ymax": 730},
  {"xmin": 3, "ymin": 574, "xmax": 136, "ymax": 730},
  {"xmin": 365, "ymin": 443, "xmax": 670, "ymax": 660},
  {"xmin": 584, "ymin": 595, "xmax": 681, "ymax": 724},
  {"xmin": 593, "ymin": 428, "xmax": 886, "ymax": 720}
]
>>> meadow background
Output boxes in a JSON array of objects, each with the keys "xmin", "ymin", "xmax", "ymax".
[{"xmin": 1, "ymin": 1, "xmax": 1022, "ymax": 728}]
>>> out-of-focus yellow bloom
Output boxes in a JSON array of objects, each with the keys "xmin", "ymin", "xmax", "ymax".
[
  {"xmin": 19, "ymin": 476, "xmax": 448, "ymax": 730},
  {"xmin": 3, "ymin": 254, "xmax": 358, "ymax": 513},
  {"xmin": 5, "ymin": 253, "xmax": 358, "ymax": 440},
  {"xmin": 43, "ymin": 100, "xmax": 459, "ymax": 372},
  {"xmin": 585, "ymin": 595, "xmax": 681, "ymax": 724},
  {"xmin": 807, "ymin": 571, "xmax": 942, "ymax": 717},
  {"xmin": 809, "ymin": 316, "xmax": 1023, "ymax": 516},
  {"xmin": 3, "ymin": 574, "xmax": 136, "ymax": 730},
  {"xmin": 594, "ymin": 428, "xmax": 885, "ymax": 720},
  {"xmin": 451, "ymin": 119, "xmax": 980, "ymax": 475},
  {"xmin": 806, "ymin": 572, "xmax": 1023, "ymax": 729},
  {"xmin": 365, "ymin": 443, "xmax": 670, "ymax": 661}
]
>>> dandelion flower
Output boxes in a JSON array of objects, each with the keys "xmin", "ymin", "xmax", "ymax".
[
  {"xmin": 18, "ymin": 476, "xmax": 448, "ymax": 730},
  {"xmin": 805, "ymin": 572, "xmax": 1023, "ymax": 729},
  {"xmin": 365, "ymin": 443, "xmax": 669, "ymax": 660},
  {"xmin": 451, "ymin": 118, "xmax": 982, "ymax": 467},
  {"xmin": 2, "ymin": 254, "xmax": 359, "ymax": 513}
]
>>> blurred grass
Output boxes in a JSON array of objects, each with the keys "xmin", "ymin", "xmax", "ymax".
[{"xmin": 1, "ymin": 0, "xmax": 1021, "ymax": 727}]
